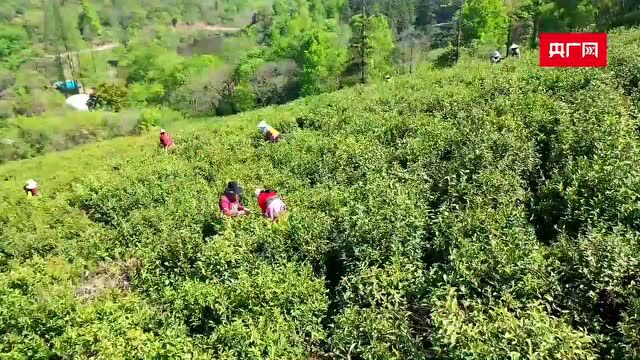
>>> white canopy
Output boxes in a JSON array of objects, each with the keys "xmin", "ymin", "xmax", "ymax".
[{"xmin": 65, "ymin": 94, "xmax": 90, "ymax": 111}]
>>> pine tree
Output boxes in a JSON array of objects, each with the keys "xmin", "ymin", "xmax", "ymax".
[{"xmin": 349, "ymin": 13, "xmax": 394, "ymax": 83}]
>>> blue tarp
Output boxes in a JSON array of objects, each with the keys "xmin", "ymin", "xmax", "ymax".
[{"xmin": 54, "ymin": 80, "xmax": 79, "ymax": 92}]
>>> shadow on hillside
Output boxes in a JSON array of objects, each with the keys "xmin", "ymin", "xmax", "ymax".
[{"xmin": 201, "ymin": 219, "xmax": 223, "ymax": 240}]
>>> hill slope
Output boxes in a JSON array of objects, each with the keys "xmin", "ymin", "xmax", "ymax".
[{"xmin": 2, "ymin": 30, "xmax": 640, "ymax": 358}]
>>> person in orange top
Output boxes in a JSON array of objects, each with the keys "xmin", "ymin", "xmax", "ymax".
[
  {"xmin": 23, "ymin": 179, "xmax": 40, "ymax": 197},
  {"xmin": 159, "ymin": 129, "xmax": 175, "ymax": 149},
  {"xmin": 255, "ymin": 188, "xmax": 287, "ymax": 221}
]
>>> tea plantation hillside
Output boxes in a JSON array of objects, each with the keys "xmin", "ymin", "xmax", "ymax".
[{"xmin": 2, "ymin": 30, "xmax": 640, "ymax": 359}]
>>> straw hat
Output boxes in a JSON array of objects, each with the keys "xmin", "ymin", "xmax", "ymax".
[
  {"xmin": 257, "ymin": 121, "xmax": 268, "ymax": 133},
  {"xmin": 160, "ymin": 128, "xmax": 166, "ymax": 133},
  {"xmin": 25, "ymin": 179, "xmax": 37, "ymax": 190}
]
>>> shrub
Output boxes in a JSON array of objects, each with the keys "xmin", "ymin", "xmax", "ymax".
[
  {"xmin": 433, "ymin": 46, "xmax": 457, "ymax": 68},
  {"xmin": 135, "ymin": 108, "xmax": 162, "ymax": 133},
  {"xmin": 431, "ymin": 288, "xmax": 597, "ymax": 360},
  {"xmin": 88, "ymin": 82, "xmax": 128, "ymax": 112}
]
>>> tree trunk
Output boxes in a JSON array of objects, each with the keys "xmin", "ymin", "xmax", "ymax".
[
  {"xmin": 456, "ymin": 0, "xmax": 465, "ymax": 63},
  {"xmin": 530, "ymin": 1, "xmax": 539, "ymax": 49},
  {"xmin": 506, "ymin": 16, "xmax": 513, "ymax": 56},
  {"xmin": 361, "ymin": 18, "xmax": 366, "ymax": 84},
  {"xmin": 410, "ymin": 45, "xmax": 414, "ymax": 74},
  {"xmin": 530, "ymin": 15, "xmax": 538, "ymax": 48}
]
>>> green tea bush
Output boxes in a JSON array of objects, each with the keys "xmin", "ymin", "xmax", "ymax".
[
  {"xmin": 548, "ymin": 228, "xmax": 640, "ymax": 355},
  {"xmin": 430, "ymin": 288, "xmax": 597, "ymax": 360},
  {"xmin": 620, "ymin": 300, "xmax": 640, "ymax": 359},
  {"xmin": 3, "ymin": 28, "xmax": 640, "ymax": 360},
  {"xmin": 331, "ymin": 305, "xmax": 426, "ymax": 360},
  {"xmin": 0, "ymin": 110, "xmax": 149, "ymax": 163},
  {"xmin": 53, "ymin": 294, "xmax": 209, "ymax": 359},
  {"xmin": 167, "ymin": 263, "xmax": 327, "ymax": 358}
]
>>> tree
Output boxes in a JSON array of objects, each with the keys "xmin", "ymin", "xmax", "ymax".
[
  {"xmin": 87, "ymin": 82, "xmax": 128, "ymax": 112},
  {"xmin": 503, "ymin": 0, "xmax": 535, "ymax": 52},
  {"xmin": 0, "ymin": 25, "xmax": 30, "ymax": 70},
  {"xmin": 78, "ymin": 0, "xmax": 102, "ymax": 41},
  {"xmin": 310, "ymin": 0, "xmax": 327, "ymax": 21},
  {"xmin": 459, "ymin": 0, "xmax": 508, "ymax": 44},
  {"xmin": 251, "ymin": 59, "xmax": 301, "ymax": 106},
  {"xmin": 549, "ymin": 0, "xmax": 596, "ymax": 30},
  {"xmin": 349, "ymin": 14, "xmax": 394, "ymax": 83},
  {"xmin": 396, "ymin": 28, "xmax": 424, "ymax": 74},
  {"xmin": 595, "ymin": 0, "xmax": 640, "ymax": 29},
  {"xmin": 301, "ymin": 22, "xmax": 348, "ymax": 96},
  {"xmin": 415, "ymin": 0, "xmax": 436, "ymax": 34},
  {"xmin": 378, "ymin": 0, "xmax": 418, "ymax": 34}
]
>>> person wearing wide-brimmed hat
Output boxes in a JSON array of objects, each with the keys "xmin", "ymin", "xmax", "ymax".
[
  {"xmin": 490, "ymin": 50, "xmax": 502, "ymax": 64},
  {"xmin": 219, "ymin": 181, "xmax": 248, "ymax": 217},
  {"xmin": 257, "ymin": 121, "xmax": 282, "ymax": 143},
  {"xmin": 509, "ymin": 44, "xmax": 521, "ymax": 58},
  {"xmin": 23, "ymin": 179, "xmax": 40, "ymax": 197}
]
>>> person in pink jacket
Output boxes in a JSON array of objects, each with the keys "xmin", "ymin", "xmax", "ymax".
[
  {"xmin": 219, "ymin": 181, "xmax": 248, "ymax": 217},
  {"xmin": 159, "ymin": 129, "xmax": 175, "ymax": 149}
]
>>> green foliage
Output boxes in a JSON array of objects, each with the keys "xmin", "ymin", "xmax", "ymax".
[
  {"xmin": 88, "ymin": 82, "xmax": 128, "ymax": 112},
  {"xmin": 0, "ymin": 24, "xmax": 31, "ymax": 70},
  {"xmin": 433, "ymin": 45, "xmax": 457, "ymax": 68},
  {"xmin": 231, "ymin": 81, "xmax": 257, "ymax": 112},
  {"xmin": 301, "ymin": 21, "xmax": 348, "ymax": 95},
  {"xmin": 3, "ymin": 27, "xmax": 640, "ymax": 360},
  {"xmin": 348, "ymin": 14, "xmax": 394, "ymax": 83},
  {"xmin": 431, "ymin": 289, "xmax": 597, "ymax": 359},
  {"xmin": 0, "ymin": 110, "xmax": 141, "ymax": 163},
  {"xmin": 78, "ymin": 0, "xmax": 102, "ymax": 41},
  {"xmin": 135, "ymin": 108, "xmax": 162, "ymax": 133},
  {"xmin": 460, "ymin": 0, "xmax": 509, "ymax": 44}
]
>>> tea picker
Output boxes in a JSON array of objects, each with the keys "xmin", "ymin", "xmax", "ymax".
[
  {"xmin": 490, "ymin": 50, "xmax": 503, "ymax": 64},
  {"xmin": 220, "ymin": 181, "xmax": 248, "ymax": 217},
  {"xmin": 258, "ymin": 121, "xmax": 283, "ymax": 143},
  {"xmin": 255, "ymin": 188, "xmax": 287, "ymax": 221},
  {"xmin": 510, "ymin": 44, "xmax": 521, "ymax": 59},
  {"xmin": 24, "ymin": 179, "xmax": 40, "ymax": 197},
  {"xmin": 159, "ymin": 129, "xmax": 175, "ymax": 150}
]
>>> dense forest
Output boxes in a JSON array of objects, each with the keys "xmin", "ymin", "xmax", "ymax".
[
  {"xmin": 1, "ymin": 0, "xmax": 640, "ymax": 131},
  {"xmin": 3, "ymin": 0, "xmax": 640, "ymax": 359}
]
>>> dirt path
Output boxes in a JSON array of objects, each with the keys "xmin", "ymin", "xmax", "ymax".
[
  {"xmin": 44, "ymin": 43, "xmax": 122, "ymax": 58},
  {"xmin": 174, "ymin": 23, "xmax": 242, "ymax": 32}
]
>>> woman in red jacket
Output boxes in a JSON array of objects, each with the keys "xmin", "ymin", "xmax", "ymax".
[
  {"xmin": 255, "ymin": 188, "xmax": 287, "ymax": 221},
  {"xmin": 159, "ymin": 129, "xmax": 175, "ymax": 150}
]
